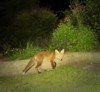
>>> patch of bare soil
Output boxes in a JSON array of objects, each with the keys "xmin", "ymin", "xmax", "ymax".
[
  {"xmin": 72, "ymin": 63, "xmax": 100, "ymax": 71},
  {"xmin": 0, "ymin": 59, "xmax": 35, "ymax": 76},
  {"xmin": 0, "ymin": 52, "xmax": 100, "ymax": 77},
  {"xmin": 0, "ymin": 56, "xmax": 10, "ymax": 62}
]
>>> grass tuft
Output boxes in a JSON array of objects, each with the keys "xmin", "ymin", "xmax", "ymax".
[{"xmin": 9, "ymin": 42, "xmax": 43, "ymax": 60}]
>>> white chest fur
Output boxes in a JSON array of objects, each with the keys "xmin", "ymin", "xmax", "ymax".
[{"xmin": 41, "ymin": 59, "xmax": 53, "ymax": 71}]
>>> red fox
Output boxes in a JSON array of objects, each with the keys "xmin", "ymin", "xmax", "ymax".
[{"xmin": 23, "ymin": 49, "xmax": 64, "ymax": 73}]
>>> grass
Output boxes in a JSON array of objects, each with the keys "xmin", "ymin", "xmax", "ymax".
[
  {"xmin": 8, "ymin": 42, "xmax": 43, "ymax": 60},
  {"xmin": 0, "ymin": 65, "xmax": 100, "ymax": 92}
]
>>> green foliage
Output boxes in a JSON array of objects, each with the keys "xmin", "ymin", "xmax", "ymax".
[
  {"xmin": 0, "ymin": 8, "xmax": 57, "ymax": 51},
  {"xmin": 13, "ymin": 8, "xmax": 57, "ymax": 39},
  {"xmin": 9, "ymin": 42, "xmax": 43, "ymax": 60},
  {"xmin": 50, "ymin": 21, "xmax": 98, "ymax": 51},
  {"xmin": 84, "ymin": 0, "xmax": 100, "ymax": 42},
  {"xmin": 69, "ymin": 0, "xmax": 100, "ymax": 42},
  {"xmin": 83, "ymin": 0, "xmax": 100, "ymax": 30}
]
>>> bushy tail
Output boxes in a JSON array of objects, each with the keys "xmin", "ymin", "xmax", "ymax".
[{"xmin": 23, "ymin": 57, "xmax": 35, "ymax": 73}]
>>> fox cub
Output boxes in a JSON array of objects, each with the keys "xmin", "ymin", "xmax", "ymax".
[{"xmin": 23, "ymin": 49, "xmax": 64, "ymax": 73}]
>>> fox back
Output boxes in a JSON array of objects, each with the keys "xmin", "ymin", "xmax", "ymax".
[{"xmin": 23, "ymin": 49, "xmax": 64, "ymax": 73}]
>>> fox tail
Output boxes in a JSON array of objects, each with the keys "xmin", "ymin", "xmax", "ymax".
[{"xmin": 23, "ymin": 57, "xmax": 35, "ymax": 73}]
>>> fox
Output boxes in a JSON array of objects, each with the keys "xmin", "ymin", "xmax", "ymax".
[{"xmin": 23, "ymin": 49, "xmax": 64, "ymax": 73}]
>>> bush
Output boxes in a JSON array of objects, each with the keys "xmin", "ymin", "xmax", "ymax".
[
  {"xmin": 50, "ymin": 21, "xmax": 98, "ymax": 51},
  {"xmin": 9, "ymin": 42, "xmax": 43, "ymax": 60},
  {"xmin": 69, "ymin": 0, "xmax": 100, "ymax": 43},
  {"xmin": 0, "ymin": 8, "xmax": 57, "ymax": 51},
  {"xmin": 12, "ymin": 8, "xmax": 57, "ymax": 46},
  {"xmin": 13, "ymin": 8, "xmax": 57, "ymax": 38}
]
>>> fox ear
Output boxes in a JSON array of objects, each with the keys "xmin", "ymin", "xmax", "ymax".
[
  {"xmin": 61, "ymin": 49, "xmax": 64, "ymax": 54},
  {"xmin": 55, "ymin": 49, "xmax": 59, "ymax": 54}
]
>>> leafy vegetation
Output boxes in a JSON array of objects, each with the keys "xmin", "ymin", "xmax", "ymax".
[
  {"xmin": 69, "ymin": 0, "xmax": 100, "ymax": 42},
  {"xmin": 50, "ymin": 21, "xmax": 98, "ymax": 51},
  {"xmin": 8, "ymin": 42, "xmax": 43, "ymax": 60},
  {"xmin": 0, "ymin": 0, "xmax": 100, "ymax": 58},
  {"xmin": 0, "ymin": 5, "xmax": 57, "ymax": 52},
  {"xmin": 12, "ymin": 8, "xmax": 57, "ymax": 39}
]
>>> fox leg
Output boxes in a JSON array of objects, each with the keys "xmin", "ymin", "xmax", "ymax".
[
  {"xmin": 23, "ymin": 65, "xmax": 33, "ymax": 74},
  {"xmin": 23, "ymin": 58, "xmax": 34, "ymax": 73},
  {"xmin": 51, "ymin": 60, "xmax": 56, "ymax": 69},
  {"xmin": 35, "ymin": 62, "xmax": 42, "ymax": 73}
]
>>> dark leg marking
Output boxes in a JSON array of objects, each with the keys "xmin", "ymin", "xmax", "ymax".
[{"xmin": 51, "ymin": 61, "xmax": 56, "ymax": 69}]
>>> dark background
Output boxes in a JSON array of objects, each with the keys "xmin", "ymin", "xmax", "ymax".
[
  {"xmin": 0, "ymin": 0, "xmax": 99, "ymax": 52},
  {"xmin": 39, "ymin": 0, "xmax": 70, "ymax": 12}
]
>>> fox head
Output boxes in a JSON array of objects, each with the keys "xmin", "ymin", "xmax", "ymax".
[{"xmin": 54, "ymin": 49, "xmax": 65, "ymax": 63}]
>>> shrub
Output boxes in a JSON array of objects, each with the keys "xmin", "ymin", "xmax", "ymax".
[
  {"xmin": 11, "ymin": 8, "xmax": 57, "ymax": 45},
  {"xmin": 0, "ymin": 8, "xmax": 57, "ymax": 51},
  {"xmin": 50, "ymin": 21, "xmax": 98, "ymax": 51},
  {"xmin": 9, "ymin": 42, "xmax": 43, "ymax": 60},
  {"xmin": 17, "ymin": 9, "xmax": 56, "ymax": 36},
  {"xmin": 69, "ymin": 0, "xmax": 100, "ymax": 42}
]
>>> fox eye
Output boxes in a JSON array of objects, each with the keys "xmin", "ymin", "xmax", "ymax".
[{"xmin": 61, "ymin": 59, "xmax": 63, "ymax": 61}]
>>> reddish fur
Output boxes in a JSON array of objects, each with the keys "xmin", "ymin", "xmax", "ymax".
[
  {"xmin": 23, "ymin": 57, "xmax": 35, "ymax": 73},
  {"xmin": 23, "ymin": 51, "xmax": 56, "ymax": 73}
]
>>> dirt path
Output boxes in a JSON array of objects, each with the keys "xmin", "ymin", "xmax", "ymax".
[{"xmin": 0, "ymin": 52, "xmax": 100, "ymax": 76}]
